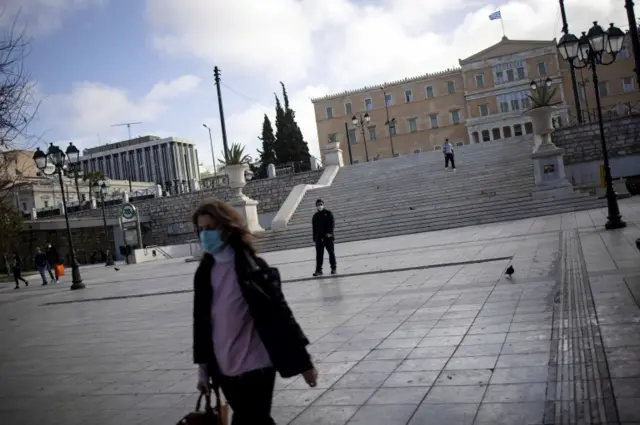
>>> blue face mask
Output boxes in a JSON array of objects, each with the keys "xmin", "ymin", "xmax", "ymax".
[{"xmin": 200, "ymin": 230, "xmax": 224, "ymax": 254}]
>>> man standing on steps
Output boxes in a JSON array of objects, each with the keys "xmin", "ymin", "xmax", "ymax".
[
  {"xmin": 443, "ymin": 139, "xmax": 456, "ymax": 172},
  {"xmin": 312, "ymin": 199, "xmax": 336, "ymax": 277}
]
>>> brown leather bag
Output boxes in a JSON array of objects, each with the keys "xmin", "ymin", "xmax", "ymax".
[{"xmin": 176, "ymin": 390, "xmax": 225, "ymax": 425}]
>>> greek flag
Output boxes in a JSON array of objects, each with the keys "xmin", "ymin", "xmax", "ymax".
[{"xmin": 489, "ymin": 10, "xmax": 502, "ymax": 20}]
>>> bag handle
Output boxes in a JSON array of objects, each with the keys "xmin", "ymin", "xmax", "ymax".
[{"xmin": 196, "ymin": 385, "xmax": 223, "ymax": 415}]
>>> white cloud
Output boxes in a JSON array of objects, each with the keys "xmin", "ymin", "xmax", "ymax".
[
  {"xmin": 0, "ymin": 0, "xmax": 105, "ymax": 35},
  {"xmin": 143, "ymin": 0, "xmax": 632, "ymax": 164},
  {"xmin": 39, "ymin": 75, "xmax": 201, "ymax": 149}
]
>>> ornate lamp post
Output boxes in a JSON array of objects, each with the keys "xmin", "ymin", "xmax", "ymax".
[
  {"xmin": 99, "ymin": 181, "xmax": 115, "ymax": 266},
  {"xmin": 557, "ymin": 21, "xmax": 626, "ymax": 230},
  {"xmin": 352, "ymin": 113, "xmax": 371, "ymax": 162},
  {"xmin": 33, "ymin": 143, "xmax": 85, "ymax": 289}
]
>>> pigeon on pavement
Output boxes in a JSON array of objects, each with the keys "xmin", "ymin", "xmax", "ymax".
[{"xmin": 505, "ymin": 265, "xmax": 514, "ymax": 279}]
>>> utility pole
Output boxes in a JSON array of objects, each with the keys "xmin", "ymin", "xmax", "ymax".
[
  {"xmin": 213, "ymin": 66, "xmax": 230, "ymax": 161},
  {"xmin": 111, "ymin": 122, "xmax": 142, "ymax": 141},
  {"xmin": 203, "ymin": 124, "xmax": 218, "ymax": 185},
  {"xmin": 558, "ymin": 0, "xmax": 583, "ymax": 123},
  {"xmin": 624, "ymin": 0, "xmax": 640, "ymax": 90}
]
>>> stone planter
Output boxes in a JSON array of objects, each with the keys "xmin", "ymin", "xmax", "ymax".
[
  {"xmin": 525, "ymin": 106, "xmax": 558, "ymax": 149},
  {"xmin": 226, "ymin": 164, "xmax": 249, "ymax": 200}
]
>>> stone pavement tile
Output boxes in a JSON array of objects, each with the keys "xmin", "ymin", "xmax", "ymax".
[
  {"xmin": 424, "ymin": 385, "xmax": 486, "ymax": 403},
  {"xmin": 482, "ymin": 383, "xmax": 546, "ymax": 403},
  {"xmin": 467, "ymin": 324, "xmax": 510, "ymax": 334},
  {"xmin": 387, "ymin": 328, "xmax": 432, "ymax": 339},
  {"xmin": 618, "ymin": 398, "xmax": 640, "ymax": 423},
  {"xmin": 501, "ymin": 340, "xmax": 551, "ymax": 355},
  {"xmin": 272, "ymin": 406, "xmax": 306, "ymax": 424},
  {"xmin": 426, "ymin": 326, "xmax": 470, "ymax": 336},
  {"xmin": 418, "ymin": 335, "xmax": 464, "ymax": 347},
  {"xmin": 496, "ymin": 353, "xmax": 549, "ymax": 368},
  {"xmin": 408, "ymin": 402, "xmax": 478, "ymax": 425},
  {"xmin": 505, "ymin": 330, "xmax": 551, "ymax": 342},
  {"xmin": 474, "ymin": 402, "xmax": 545, "ymax": 425},
  {"xmin": 608, "ymin": 361, "xmax": 640, "ymax": 379},
  {"xmin": 272, "ymin": 389, "xmax": 327, "ymax": 407},
  {"xmin": 313, "ymin": 388, "xmax": 375, "ymax": 406},
  {"xmin": 351, "ymin": 360, "xmax": 402, "ymax": 373},
  {"xmin": 408, "ymin": 346, "xmax": 457, "ymax": 359},
  {"xmin": 132, "ymin": 393, "xmax": 188, "ymax": 408},
  {"xmin": 290, "ymin": 405, "xmax": 358, "ymax": 425},
  {"xmin": 315, "ymin": 361, "xmax": 357, "ymax": 376},
  {"xmin": 347, "ymin": 404, "xmax": 417, "ymax": 425},
  {"xmin": 607, "ymin": 346, "xmax": 640, "ymax": 362},
  {"xmin": 434, "ymin": 369, "xmax": 492, "ymax": 386},
  {"xmin": 382, "ymin": 371, "xmax": 439, "ymax": 387},
  {"xmin": 288, "ymin": 373, "xmax": 344, "ymax": 390},
  {"xmin": 460, "ymin": 333, "xmax": 507, "ymax": 346},
  {"xmin": 377, "ymin": 337, "xmax": 422, "ymax": 349},
  {"xmin": 509, "ymin": 321, "xmax": 553, "ymax": 332},
  {"xmin": 445, "ymin": 355, "xmax": 498, "ymax": 370},
  {"xmin": 363, "ymin": 348, "xmax": 413, "ymax": 361},
  {"xmin": 396, "ymin": 357, "xmax": 449, "ymax": 372},
  {"xmin": 323, "ymin": 350, "xmax": 370, "ymax": 363},
  {"xmin": 489, "ymin": 366, "xmax": 550, "ymax": 384},
  {"xmin": 455, "ymin": 343, "xmax": 503, "ymax": 357},
  {"xmin": 339, "ymin": 339, "xmax": 382, "ymax": 351},
  {"xmin": 366, "ymin": 387, "xmax": 429, "ymax": 405},
  {"xmin": 613, "ymin": 378, "xmax": 640, "ymax": 398},
  {"xmin": 333, "ymin": 371, "xmax": 391, "ymax": 389}
]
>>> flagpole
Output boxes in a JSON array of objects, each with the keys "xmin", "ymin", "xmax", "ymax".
[{"xmin": 500, "ymin": 16, "xmax": 506, "ymax": 38}]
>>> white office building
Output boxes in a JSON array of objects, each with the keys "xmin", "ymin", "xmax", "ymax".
[{"xmin": 79, "ymin": 136, "xmax": 200, "ymax": 194}]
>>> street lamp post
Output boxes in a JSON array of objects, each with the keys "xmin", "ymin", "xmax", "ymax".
[
  {"xmin": 557, "ymin": 21, "xmax": 627, "ymax": 230},
  {"xmin": 624, "ymin": 0, "xmax": 640, "ymax": 90},
  {"xmin": 202, "ymin": 124, "xmax": 218, "ymax": 187},
  {"xmin": 99, "ymin": 181, "xmax": 115, "ymax": 266},
  {"xmin": 380, "ymin": 87, "xmax": 396, "ymax": 157},
  {"xmin": 352, "ymin": 113, "xmax": 371, "ymax": 162},
  {"xmin": 33, "ymin": 143, "xmax": 85, "ymax": 289}
]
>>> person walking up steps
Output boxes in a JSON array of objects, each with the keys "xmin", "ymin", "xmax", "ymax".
[
  {"xmin": 312, "ymin": 199, "xmax": 337, "ymax": 277},
  {"xmin": 11, "ymin": 252, "xmax": 28, "ymax": 290},
  {"xmin": 443, "ymin": 138, "xmax": 456, "ymax": 171}
]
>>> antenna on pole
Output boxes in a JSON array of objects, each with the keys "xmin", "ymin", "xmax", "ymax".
[{"xmin": 111, "ymin": 122, "xmax": 143, "ymax": 140}]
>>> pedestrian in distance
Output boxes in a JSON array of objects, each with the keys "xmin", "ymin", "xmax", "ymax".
[
  {"xmin": 34, "ymin": 247, "xmax": 49, "ymax": 286},
  {"xmin": 192, "ymin": 199, "xmax": 317, "ymax": 425},
  {"xmin": 312, "ymin": 199, "xmax": 337, "ymax": 277},
  {"xmin": 443, "ymin": 138, "xmax": 456, "ymax": 172},
  {"xmin": 45, "ymin": 242, "xmax": 59, "ymax": 283},
  {"xmin": 11, "ymin": 252, "xmax": 28, "ymax": 290}
]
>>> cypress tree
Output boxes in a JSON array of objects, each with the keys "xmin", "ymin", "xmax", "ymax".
[
  {"xmin": 256, "ymin": 114, "xmax": 277, "ymax": 178},
  {"xmin": 279, "ymin": 82, "xmax": 310, "ymax": 169}
]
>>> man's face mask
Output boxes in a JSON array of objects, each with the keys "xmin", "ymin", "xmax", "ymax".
[{"xmin": 317, "ymin": 204, "xmax": 324, "ymax": 211}]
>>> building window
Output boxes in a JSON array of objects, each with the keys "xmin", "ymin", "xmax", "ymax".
[
  {"xmin": 499, "ymin": 98, "xmax": 509, "ymax": 113},
  {"xmin": 368, "ymin": 126, "xmax": 376, "ymax": 140},
  {"xmin": 22, "ymin": 202, "xmax": 26, "ymax": 210},
  {"xmin": 348, "ymin": 129, "xmax": 356, "ymax": 145},
  {"xmin": 479, "ymin": 103, "xmax": 489, "ymax": 116},
  {"xmin": 503, "ymin": 126, "xmax": 512, "ymax": 138},
  {"xmin": 326, "ymin": 107, "xmax": 333, "ymax": 119},
  {"xmin": 525, "ymin": 122, "xmax": 534, "ymax": 134},
  {"xmin": 389, "ymin": 123, "xmax": 397, "ymax": 136},
  {"xmin": 475, "ymin": 73, "xmax": 485, "ymax": 88},
  {"xmin": 451, "ymin": 110, "xmax": 460, "ymax": 125},
  {"xmin": 365, "ymin": 98, "xmax": 373, "ymax": 110},
  {"xmin": 345, "ymin": 102, "xmax": 352, "ymax": 115},
  {"xmin": 510, "ymin": 98, "xmax": 520, "ymax": 111},
  {"xmin": 405, "ymin": 89, "xmax": 413, "ymax": 103},
  {"xmin": 506, "ymin": 69, "xmax": 515, "ymax": 82},
  {"xmin": 517, "ymin": 66, "xmax": 525, "ymax": 80},
  {"xmin": 328, "ymin": 133, "xmax": 337, "ymax": 143},
  {"xmin": 598, "ymin": 82, "xmax": 609, "ymax": 97},
  {"xmin": 447, "ymin": 81, "xmax": 456, "ymax": 94},
  {"xmin": 408, "ymin": 118, "xmax": 418, "ymax": 132},
  {"xmin": 481, "ymin": 130, "xmax": 490, "ymax": 142},
  {"xmin": 492, "ymin": 128, "xmax": 501, "ymax": 140},
  {"xmin": 425, "ymin": 86, "xmax": 435, "ymax": 99},
  {"xmin": 385, "ymin": 93, "xmax": 392, "ymax": 106},
  {"xmin": 537, "ymin": 62, "xmax": 547, "ymax": 75},
  {"xmin": 472, "ymin": 132, "xmax": 480, "ymax": 143},
  {"xmin": 495, "ymin": 71, "xmax": 504, "ymax": 84},
  {"xmin": 44, "ymin": 201, "xmax": 49, "ymax": 208},
  {"xmin": 623, "ymin": 77, "xmax": 634, "ymax": 92},
  {"xmin": 429, "ymin": 114, "xmax": 439, "ymax": 129},
  {"xmin": 514, "ymin": 124, "xmax": 523, "ymax": 136}
]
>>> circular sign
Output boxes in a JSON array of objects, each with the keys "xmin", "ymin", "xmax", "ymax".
[{"xmin": 121, "ymin": 203, "xmax": 136, "ymax": 220}]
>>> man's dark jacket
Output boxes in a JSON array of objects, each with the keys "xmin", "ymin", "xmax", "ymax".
[
  {"xmin": 312, "ymin": 209, "xmax": 334, "ymax": 242},
  {"xmin": 45, "ymin": 246, "xmax": 59, "ymax": 265},
  {"xmin": 193, "ymin": 235, "xmax": 312, "ymax": 380}
]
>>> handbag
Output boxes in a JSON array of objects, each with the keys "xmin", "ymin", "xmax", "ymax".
[
  {"xmin": 54, "ymin": 264, "xmax": 65, "ymax": 278},
  {"xmin": 177, "ymin": 388, "xmax": 227, "ymax": 425}
]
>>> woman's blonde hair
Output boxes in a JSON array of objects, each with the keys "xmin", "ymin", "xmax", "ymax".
[{"xmin": 192, "ymin": 198, "xmax": 257, "ymax": 255}]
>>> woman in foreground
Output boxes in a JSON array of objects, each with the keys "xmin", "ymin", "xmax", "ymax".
[{"xmin": 192, "ymin": 199, "xmax": 317, "ymax": 424}]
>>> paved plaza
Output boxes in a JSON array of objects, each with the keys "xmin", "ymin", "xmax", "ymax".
[{"xmin": 1, "ymin": 200, "xmax": 640, "ymax": 424}]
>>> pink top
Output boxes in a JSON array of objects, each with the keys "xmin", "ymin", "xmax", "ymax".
[{"xmin": 204, "ymin": 247, "xmax": 272, "ymax": 377}]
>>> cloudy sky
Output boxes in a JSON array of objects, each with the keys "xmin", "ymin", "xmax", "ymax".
[{"xmin": 6, "ymin": 0, "xmax": 635, "ymax": 166}]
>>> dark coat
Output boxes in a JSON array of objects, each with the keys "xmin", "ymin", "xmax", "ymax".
[
  {"xmin": 45, "ymin": 246, "xmax": 59, "ymax": 265},
  {"xmin": 312, "ymin": 209, "xmax": 334, "ymax": 242},
  {"xmin": 193, "ymin": 237, "xmax": 312, "ymax": 380}
]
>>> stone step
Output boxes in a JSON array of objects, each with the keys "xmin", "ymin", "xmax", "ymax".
[{"xmin": 257, "ymin": 198, "xmax": 605, "ymax": 252}]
